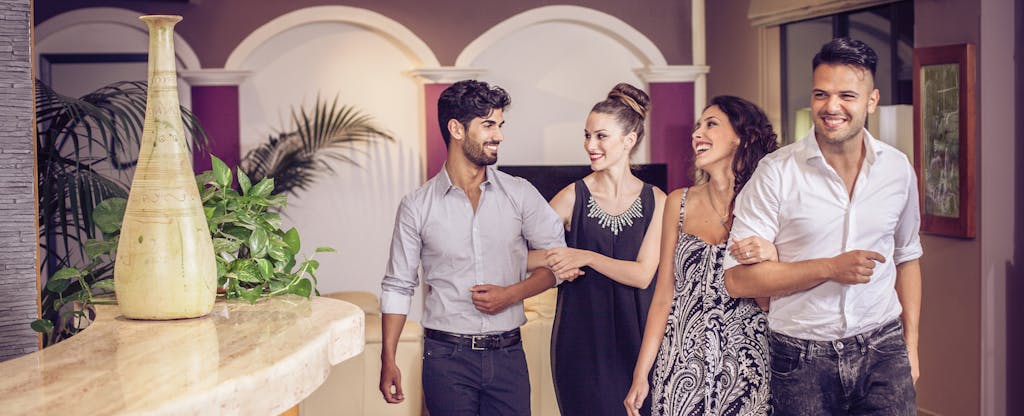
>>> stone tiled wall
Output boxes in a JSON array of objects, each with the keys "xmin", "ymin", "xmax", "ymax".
[{"xmin": 0, "ymin": 0, "xmax": 38, "ymax": 361}]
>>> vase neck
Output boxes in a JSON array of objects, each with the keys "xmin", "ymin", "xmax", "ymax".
[{"xmin": 141, "ymin": 15, "xmax": 182, "ymax": 74}]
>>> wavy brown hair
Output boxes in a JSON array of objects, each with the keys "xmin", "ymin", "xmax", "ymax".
[{"xmin": 700, "ymin": 95, "xmax": 778, "ymax": 206}]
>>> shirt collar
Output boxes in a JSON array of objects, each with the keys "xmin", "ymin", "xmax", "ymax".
[
  {"xmin": 799, "ymin": 127, "xmax": 883, "ymax": 165},
  {"xmin": 435, "ymin": 163, "xmax": 494, "ymax": 197}
]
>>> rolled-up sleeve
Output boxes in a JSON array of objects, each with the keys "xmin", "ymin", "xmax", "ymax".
[
  {"xmin": 381, "ymin": 195, "xmax": 421, "ymax": 315},
  {"xmin": 724, "ymin": 160, "xmax": 782, "ymax": 270},
  {"xmin": 519, "ymin": 181, "xmax": 566, "ymax": 250},
  {"xmin": 893, "ymin": 162, "xmax": 923, "ymax": 264}
]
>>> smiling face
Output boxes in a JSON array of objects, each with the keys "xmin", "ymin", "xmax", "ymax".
[
  {"xmin": 692, "ymin": 105, "xmax": 740, "ymax": 170},
  {"xmin": 455, "ymin": 108, "xmax": 504, "ymax": 166},
  {"xmin": 811, "ymin": 63, "xmax": 879, "ymax": 147},
  {"xmin": 583, "ymin": 112, "xmax": 635, "ymax": 171}
]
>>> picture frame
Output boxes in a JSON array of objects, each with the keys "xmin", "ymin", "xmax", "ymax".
[{"xmin": 912, "ymin": 43, "xmax": 976, "ymax": 238}]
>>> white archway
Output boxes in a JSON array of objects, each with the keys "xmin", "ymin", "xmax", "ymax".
[
  {"xmin": 35, "ymin": 7, "xmax": 202, "ymax": 70},
  {"xmin": 456, "ymin": 5, "xmax": 667, "ymax": 68},
  {"xmin": 224, "ymin": 5, "xmax": 439, "ymax": 70}
]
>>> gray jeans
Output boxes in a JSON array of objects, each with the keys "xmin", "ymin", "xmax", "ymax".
[{"xmin": 769, "ymin": 319, "xmax": 916, "ymax": 415}]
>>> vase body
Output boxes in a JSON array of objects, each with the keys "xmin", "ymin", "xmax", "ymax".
[{"xmin": 114, "ymin": 15, "xmax": 217, "ymax": 319}]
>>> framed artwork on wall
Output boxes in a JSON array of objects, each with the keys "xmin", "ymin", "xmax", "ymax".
[{"xmin": 912, "ymin": 43, "xmax": 976, "ymax": 238}]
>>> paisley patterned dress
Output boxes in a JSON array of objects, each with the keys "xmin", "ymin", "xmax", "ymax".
[{"xmin": 650, "ymin": 188, "xmax": 771, "ymax": 416}]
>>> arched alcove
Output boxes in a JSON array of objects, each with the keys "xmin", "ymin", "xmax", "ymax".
[
  {"xmin": 35, "ymin": 7, "xmax": 200, "ymax": 101},
  {"xmin": 456, "ymin": 5, "xmax": 667, "ymax": 165},
  {"xmin": 226, "ymin": 6, "xmax": 436, "ymax": 316}
]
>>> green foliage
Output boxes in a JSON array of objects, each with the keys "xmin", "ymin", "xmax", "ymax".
[
  {"xmin": 239, "ymin": 93, "xmax": 394, "ymax": 196},
  {"xmin": 33, "ymin": 155, "xmax": 335, "ymax": 340},
  {"xmin": 31, "ymin": 197, "xmax": 125, "ymax": 345},
  {"xmin": 202, "ymin": 155, "xmax": 334, "ymax": 303}
]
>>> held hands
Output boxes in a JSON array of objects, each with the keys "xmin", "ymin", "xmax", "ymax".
[
  {"xmin": 828, "ymin": 250, "xmax": 886, "ymax": 284},
  {"xmin": 470, "ymin": 284, "xmax": 516, "ymax": 314},
  {"xmin": 729, "ymin": 236, "xmax": 779, "ymax": 264},
  {"xmin": 544, "ymin": 247, "xmax": 588, "ymax": 281},
  {"xmin": 623, "ymin": 376, "xmax": 649, "ymax": 416},
  {"xmin": 379, "ymin": 361, "xmax": 404, "ymax": 403}
]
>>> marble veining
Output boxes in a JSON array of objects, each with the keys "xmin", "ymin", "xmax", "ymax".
[{"xmin": 0, "ymin": 295, "xmax": 365, "ymax": 415}]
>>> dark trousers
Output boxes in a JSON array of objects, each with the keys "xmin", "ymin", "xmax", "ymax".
[
  {"xmin": 422, "ymin": 337, "xmax": 531, "ymax": 416},
  {"xmin": 769, "ymin": 319, "xmax": 916, "ymax": 415}
]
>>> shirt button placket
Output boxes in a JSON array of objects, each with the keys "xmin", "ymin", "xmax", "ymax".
[{"xmin": 470, "ymin": 201, "xmax": 486, "ymax": 332}]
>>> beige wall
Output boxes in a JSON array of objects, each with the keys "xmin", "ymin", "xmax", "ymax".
[
  {"xmin": 706, "ymin": 0, "xmax": 760, "ymax": 105},
  {"xmin": 706, "ymin": 0, "xmax": 780, "ymax": 138}
]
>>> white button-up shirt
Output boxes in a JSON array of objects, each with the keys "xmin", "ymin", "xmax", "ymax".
[
  {"xmin": 724, "ymin": 128, "xmax": 923, "ymax": 341},
  {"xmin": 381, "ymin": 166, "xmax": 566, "ymax": 334}
]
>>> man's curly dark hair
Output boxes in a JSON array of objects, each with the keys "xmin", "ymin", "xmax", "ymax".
[{"xmin": 437, "ymin": 80, "xmax": 511, "ymax": 146}]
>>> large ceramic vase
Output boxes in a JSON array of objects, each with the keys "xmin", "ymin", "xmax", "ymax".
[{"xmin": 114, "ymin": 15, "xmax": 217, "ymax": 319}]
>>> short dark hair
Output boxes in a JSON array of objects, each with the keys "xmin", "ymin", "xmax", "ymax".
[
  {"xmin": 812, "ymin": 37, "xmax": 878, "ymax": 78},
  {"xmin": 437, "ymin": 80, "xmax": 511, "ymax": 146}
]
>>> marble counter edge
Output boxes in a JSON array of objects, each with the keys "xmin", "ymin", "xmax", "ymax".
[{"xmin": 154, "ymin": 297, "xmax": 366, "ymax": 415}]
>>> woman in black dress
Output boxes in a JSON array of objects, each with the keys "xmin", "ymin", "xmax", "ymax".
[{"xmin": 532, "ymin": 83, "xmax": 667, "ymax": 416}]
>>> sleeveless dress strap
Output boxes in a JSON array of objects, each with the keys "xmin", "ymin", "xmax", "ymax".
[{"xmin": 679, "ymin": 187, "xmax": 690, "ymax": 229}]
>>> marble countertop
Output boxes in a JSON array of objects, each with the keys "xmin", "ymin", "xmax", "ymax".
[{"xmin": 0, "ymin": 295, "xmax": 365, "ymax": 415}]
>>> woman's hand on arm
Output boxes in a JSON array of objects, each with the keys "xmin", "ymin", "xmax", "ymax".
[{"xmin": 729, "ymin": 235, "xmax": 778, "ymax": 264}]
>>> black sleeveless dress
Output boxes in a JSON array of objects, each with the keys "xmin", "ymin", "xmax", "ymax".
[{"xmin": 552, "ymin": 180, "xmax": 656, "ymax": 416}]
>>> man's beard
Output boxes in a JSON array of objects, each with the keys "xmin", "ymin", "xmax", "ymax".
[{"xmin": 463, "ymin": 139, "xmax": 498, "ymax": 166}]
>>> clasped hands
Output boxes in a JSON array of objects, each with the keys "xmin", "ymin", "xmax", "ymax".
[{"xmin": 540, "ymin": 247, "xmax": 588, "ymax": 281}]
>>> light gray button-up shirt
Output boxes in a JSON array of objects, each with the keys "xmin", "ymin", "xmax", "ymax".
[{"xmin": 381, "ymin": 166, "xmax": 565, "ymax": 334}]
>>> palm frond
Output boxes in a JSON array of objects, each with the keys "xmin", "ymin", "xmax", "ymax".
[
  {"xmin": 240, "ymin": 93, "xmax": 394, "ymax": 196},
  {"xmin": 37, "ymin": 78, "xmax": 208, "ymax": 273}
]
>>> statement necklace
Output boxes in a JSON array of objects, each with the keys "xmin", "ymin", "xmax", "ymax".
[
  {"xmin": 587, "ymin": 195, "xmax": 643, "ymax": 236},
  {"xmin": 705, "ymin": 185, "xmax": 731, "ymax": 230}
]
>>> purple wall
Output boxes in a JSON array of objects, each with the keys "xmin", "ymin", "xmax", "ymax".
[
  {"xmin": 34, "ymin": 0, "xmax": 693, "ymax": 67},
  {"xmin": 424, "ymin": 83, "xmax": 449, "ymax": 180},
  {"xmin": 648, "ymin": 82, "xmax": 695, "ymax": 191},
  {"xmin": 190, "ymin": 85, "xmax": 240, "ymax": 173}
]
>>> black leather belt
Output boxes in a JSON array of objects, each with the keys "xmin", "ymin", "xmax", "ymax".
[{"xmin": 424, "ymin": 328, "xmax": 521, "ymax": 351}]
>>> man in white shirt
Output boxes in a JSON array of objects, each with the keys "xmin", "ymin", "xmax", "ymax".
[{"xmin": 723, "ymin": 38, "xmax": 921, "ymax": 414}]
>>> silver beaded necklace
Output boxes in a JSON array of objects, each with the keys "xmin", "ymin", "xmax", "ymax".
[{"xmin": 586, "ymin": 195, "xmax": 643, "ymax": 236}]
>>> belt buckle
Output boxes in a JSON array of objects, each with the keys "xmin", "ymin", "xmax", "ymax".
[{"xmin": 471, "ymin": 335, "xmax": 487, "ymax": 351}]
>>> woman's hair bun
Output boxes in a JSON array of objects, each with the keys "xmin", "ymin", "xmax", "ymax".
[{"xmin": 607, "ymin": 83, "xmax": 650, "ymax": 118}]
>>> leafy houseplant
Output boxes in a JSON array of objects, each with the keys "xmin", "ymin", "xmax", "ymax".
[
  {"xmin": 199, "ymin": 156, "xmax": 333, "ymax": 303},
  {"xmin": 33, "ymin": 155, "xmax": 332, "ymax": 341}
]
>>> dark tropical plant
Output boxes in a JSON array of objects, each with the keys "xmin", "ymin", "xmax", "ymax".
[
  {"xmin": 239, "ymin": 93, "xmax": 393, "ymax": 196},
  {"xmin": 30, "ymin": 197, "xmax": 124, "ymax": 345},
  {"xmin": 35, "ymin": 79, "xmax": 206, "ymax": 345}
]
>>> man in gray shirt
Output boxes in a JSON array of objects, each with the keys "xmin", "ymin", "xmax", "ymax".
[{"xmin": 378, "ymin": 80, "xmax": 567, "ymax": 415}]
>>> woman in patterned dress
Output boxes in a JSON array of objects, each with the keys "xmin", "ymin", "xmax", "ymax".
[
  {"xmin": 530, "ymin": 83, "xmax": 666, "ymax": 416},
  {"xmin": 624, "ymin": 96, "xmax": 779, "ymax": 416}
]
